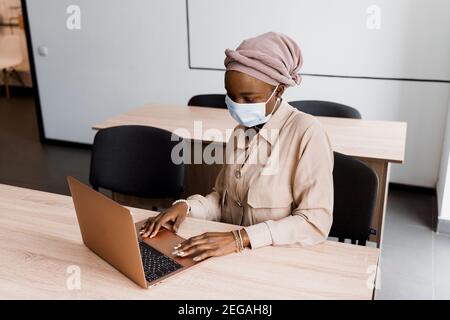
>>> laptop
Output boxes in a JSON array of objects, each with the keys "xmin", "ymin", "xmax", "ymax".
[{"xmin": 67, "ymin": 176, "xmax": 199, "ymax": 288}]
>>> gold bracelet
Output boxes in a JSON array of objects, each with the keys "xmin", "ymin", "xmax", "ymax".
[
  {"xmin": 237, "ymin": 229, "xmax": 244, "ymax": 251},
  {"xmin": 231, "ymin": 230, "xmax": 241, "ymax": 253},
  {"xmin": 233, "ymin": 230, "xmax": 241, "ymax": 252}
]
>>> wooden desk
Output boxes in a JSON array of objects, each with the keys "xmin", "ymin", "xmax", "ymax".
[
  {"xmin": 0, "ymin": 184, "xmax": 379, "ymax": 299},
  {"xmin": 93, "ymin": 104, "xmax": 407, "ymax": 246}
]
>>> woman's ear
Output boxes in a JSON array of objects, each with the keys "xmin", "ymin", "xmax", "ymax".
[{"xmin": 276, "ymin": 85, "xmax": 285, "ymax": 98}]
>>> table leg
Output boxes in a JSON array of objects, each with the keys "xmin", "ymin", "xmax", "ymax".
[{"xmin": 357, "ymin": 158, "xmax": 391, "ymax": 247}]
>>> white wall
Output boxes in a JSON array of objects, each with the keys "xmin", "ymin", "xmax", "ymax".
[
  {"xmin": 25, "ymin": 0, "xmax": 450, "ymax": 188},
  {"xmin": 189, "ymin": 0, "xmax": 450, "ymax": 81},
  {"xmin": 437, "ymin": 95, "xmax": 450, "ymax": 221}
]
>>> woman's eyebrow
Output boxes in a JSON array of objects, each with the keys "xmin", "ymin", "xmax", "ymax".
[{"xmin": 239, "ymin": 91, "xmax": 259, "ymax": 96}]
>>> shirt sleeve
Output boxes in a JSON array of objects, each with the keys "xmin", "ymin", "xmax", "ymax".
[
  {"xmin": 186, "ymin": 166, "xmax": 225, "ymax": 222},
  {"xmin": 244, "ymin": 122, "xmax": 334, "ymax": 249}
]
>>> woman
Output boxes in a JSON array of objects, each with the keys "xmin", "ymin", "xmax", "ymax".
[{"xmin": 140, "ymin": 32, "xmax": 334, "ymax": 261}]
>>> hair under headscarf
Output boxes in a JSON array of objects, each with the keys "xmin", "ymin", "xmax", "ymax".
[{"xmin": 224, "ymin": 32, "xmax": 303, "ymax": 87}]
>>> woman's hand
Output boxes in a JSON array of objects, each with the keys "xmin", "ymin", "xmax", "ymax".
[
  {"xmin": 140, "ymin": 202, "xmax": 188, "ymax": 238},
  {"xmin": 172, "ymin": 230, "xmax": 250, "ymax": 262}
]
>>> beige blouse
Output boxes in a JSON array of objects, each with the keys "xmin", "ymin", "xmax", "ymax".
[{"xmin": 187, "ymin": 101, "xmax": 334, "ymax": 249}]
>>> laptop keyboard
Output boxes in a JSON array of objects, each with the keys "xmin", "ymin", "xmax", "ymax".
[{"xmin": 138, "ymin": 240, "xmax": 183, "ymax": 282}]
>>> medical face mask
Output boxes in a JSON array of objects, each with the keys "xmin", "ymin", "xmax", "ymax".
[{"xmin": 225, "ymin": 86, "xmax": 278, "ymax": 127}]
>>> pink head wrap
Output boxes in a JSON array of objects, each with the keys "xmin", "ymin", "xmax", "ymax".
[{"xmin": 224, "ymin": 32, "xmax": 303, "ymax": 87}]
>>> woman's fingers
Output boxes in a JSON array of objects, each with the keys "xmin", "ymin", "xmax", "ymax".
[
  {"xmin": 171, "ymin": 232, "xmax": 235, "ymax": 262},
  {"xmin": 172, "ymin": 233, "xmax": 222, "ymax": 258},
  {"xmin": 141, "ymin": 204, "xmax": 189, "ymax": 238},
  {"xmin": 174, "ymin": 236, "xmax": 209, "ymax": 254},
  {"xmin": 193, "ymin": 249, "xmax": 219, "ymax": 262},
  {"xmin": 149, "ymin": 218, "xmax": 164, "ymax": 238},
  {"xmin": 173, "ymin": 243, "xmax": 214, "ymax": 258},
  {"xmin": 140, "ymin": 214, "xmax": 173, "ymax": 239},
  {"xmin": 172, "ymin": 214, "xmax": 186, "ymax": 233},
  {"xmin": 141, "ymin": 219, "xmax": 156, "ymax": 238},
  {"xmin": 175, "ymin": 233, "xmax": 209, "ymax": 251},
  {"xmin": 139, "ymin": 218, "xmax": 151, "ymax": 234}
]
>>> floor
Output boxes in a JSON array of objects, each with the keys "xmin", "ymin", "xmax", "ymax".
[
  {"xmin": 1, "ymin": 95, "xmax": 449, "ymax": 299},
  {"xmin": 376, "ymin": 190, "xmax": 450, "ymax": 299},
  {"xmin": 0, "ymin": 95, "xmax": 91, "ymax": 195}
]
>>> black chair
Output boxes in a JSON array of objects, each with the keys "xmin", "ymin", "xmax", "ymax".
[
  {"xmin": 330, "ymin": 152, "xmax": 378, "ymax": 246},
  {"xmin": 188, "ymin": 94, "xmax": 227, "ymax": 108},
  {"xmin": 289, "ymin": 100, "xmax": 362, "ymax": 119},
  {"xmin": 90, "ymin": 125, "xmax": 185, "ymax": 200}
]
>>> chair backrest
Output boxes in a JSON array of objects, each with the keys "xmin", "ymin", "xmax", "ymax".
[
  {"xmin": 188, "ymin": 94, "xmax": 227, "ymax": 108},
  {"xmin": 0, "ymin": 35, "xmax": 23, "ymax": 68},
  {"xmin": 289, "ymin": 100, "xmax": 362, "ymax": 119},
  {"xmin": 330, "ymin": 152, "xmax": 378, "ymax": 245},
  {"xmin": 89, "ymin": 125, "xmax": 185, "ymax": 199}
]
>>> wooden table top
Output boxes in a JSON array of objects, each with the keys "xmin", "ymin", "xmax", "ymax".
[
  {"xmin": 93, "ymin": 104, "xmax": 406, "ymax": 163},
  {"xmin": 0, "ymin": 183, "xmax": 379, "ymax": 299}
]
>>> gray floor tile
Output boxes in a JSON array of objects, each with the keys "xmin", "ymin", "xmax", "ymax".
[
  {"xmin": 375, "ymin": 189, "xmax": 436, "ymax": 299},
  {"xmin": 384, "ymin": 190, "xmax": 434, "ymax": 230},
  {"xmin": 432, "ymin": 233, "xmax": 450, "ymax": 299},
  {"xmin": 375, "ymin": 270, "xmax": 433, "ymax": 300},
  {"xmin": 383, "ymin": 222, "xmax": 433, "ymax": 250}
]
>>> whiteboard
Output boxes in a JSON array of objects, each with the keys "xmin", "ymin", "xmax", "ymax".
[{"xmin": 188, "ymin": 0, "xmax": 450, "ymax": 81}]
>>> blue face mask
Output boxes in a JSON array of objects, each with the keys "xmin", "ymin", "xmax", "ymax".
[{"xmin": 225, "ymin": 86, "xmax": 278, "ymax": 127}]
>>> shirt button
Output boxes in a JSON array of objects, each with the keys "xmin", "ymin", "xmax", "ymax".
[
  {"xmin": 236, "ymin": 200, "xmax": 242, "ymax": 207},
  {"xmin": 235, "ymin": 170, "xmax": 242, "ymax": 179}
]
